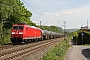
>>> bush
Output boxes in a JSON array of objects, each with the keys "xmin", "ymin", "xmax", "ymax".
[
  {"xmin": 77, "ymin": 30, "xmax": 90, "ymax": 45},
  {"xmin": 0, "ymin": 29, "xmax": 11, "ymax": 45},
  {"xmin": 73, "ymin": 30, "xmax": 90, "ymax": 45},
  {"xmin": 41, "ymin": 38, "xmax": 70, "ymax": 60}
]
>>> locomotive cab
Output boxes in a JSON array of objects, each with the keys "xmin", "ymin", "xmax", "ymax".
[{"xmin": 10, "ymin": 23, "xmax": 25, "ymax": 44}]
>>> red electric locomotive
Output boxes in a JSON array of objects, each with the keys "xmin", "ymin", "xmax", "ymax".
[{"xmin": 10, "ymin": 23, "xmax": 42, "ymax": 44}]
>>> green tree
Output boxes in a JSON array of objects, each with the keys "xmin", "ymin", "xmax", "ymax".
[
  {"xmin": 0, "ymin": 0, "xmax": 35, "ymax": 44},
  {"xmin": 49, "ymin": 26, "xmax": 59, "ymax": 32},
  {"xmin": 0, "ymin": 0, "xmax": 14, "ymax": 44},
  {"xmin": 3, "ymin": 0, "xmax": 36, "ymax": 28},
  {"xmin": 38, "ymin": 25, "xmax": 61, "ymax": 33}
]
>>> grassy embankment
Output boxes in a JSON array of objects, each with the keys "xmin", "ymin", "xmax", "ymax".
[{"xmin": 41, "ymin": 37, "xmax": 71, "ymax": 60}]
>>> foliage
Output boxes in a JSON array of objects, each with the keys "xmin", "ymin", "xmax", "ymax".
[
  {"xmin": 73, "ymin": 30, "xmax": 90, "ymax": 45},
  {"xmin": 0, "ymin": 0, "xmax": 35, "ymax": 45},
  {"xmin": 72, "ymin": 31, "xmax": 78, "ymax": 44},
  {"xmin": 38, "ymin": 25, "xmax": 61, "ymax": 33},
  {"xmin": 0, "ymin": 29, "xmax": 11, "ymax": 44},
  {"xmin": 41, "ymin": 38, "xmax": 70, "ymax": 60},
  {"xmin": 3, "ymin": 0, "xmax": 36, "ymax": 28},
  {"xmin": 77, "ymin": 30, "xmax": 90, "ymax": 45},
  {"xmin": 0, "ymin": 0, "xmax": 14, "ymax": 44}
]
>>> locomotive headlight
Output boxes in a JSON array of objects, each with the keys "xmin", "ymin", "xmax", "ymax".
[
  {"xmin": 19, "ymin": 32, "xmax": 23, "ymax": 34},
  {"xmin": 12, "ymin": 32, "xmax": 15, "ymax": 34}
]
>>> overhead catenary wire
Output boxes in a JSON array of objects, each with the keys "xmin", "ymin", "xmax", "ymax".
[
  {"xmin": 32, "ymin": 0, "xmax": 63, "ymax": 26},
  {"xmin": 22, "ymin": 0, "xmax": 51, "ymax": 21},
  {"xmin": 31, "ymin": 0, "xmax": 46, "ymax": 12},
  {"xmin": 57, "ymin": 21, "xmax": 63, "ymax": 26},
  {"xmin": 22, "ymin": 0, "xmax": 43, "ymax": 16},
  {"xmin": 22, "ymin": 0, "xmax": 62, "ymax": 27},
  {"xmin": 31, "ymin": 0, "xmax": 60, "ymax": 24}
]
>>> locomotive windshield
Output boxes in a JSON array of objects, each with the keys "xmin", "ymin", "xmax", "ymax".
[{"xmin": 13, "ymin": 26, "xmax": 23, "ymax": 30}]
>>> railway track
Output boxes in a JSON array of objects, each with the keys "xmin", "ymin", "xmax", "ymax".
[
  {"xmin": 0, "ymin": 38, "xmax": 64, "ymax": 60},
  {"xmin": 0, "ymin": 44, "xmax": 14, "ymax": 50}
]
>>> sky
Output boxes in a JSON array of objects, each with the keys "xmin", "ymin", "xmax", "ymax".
[{"xmin": 20, "ymin": 0, "xmax": 90, "ymax": 29}]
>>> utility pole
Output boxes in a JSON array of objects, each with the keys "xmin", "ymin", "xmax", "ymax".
[
  {"xmin": 57, "ymin": 21, "xmax": 67, "ymax": 41},
  {"xmin": 57, "ymin": 21, "xmax": 66, "ymax": 39},
  {"xmin": 40, "ymin": 21, "xmax": 42, "ymax": 27},
  {"xmin": 63, "ymin": 21, "xmax": 66, "ymax": 38},
  {"xmin": 63, "ymin": 21, "xmax": 68, "ymax": 45},
  {"xmin": 87, "ymin": 20, "xmax": 88, "ymax": 28}
]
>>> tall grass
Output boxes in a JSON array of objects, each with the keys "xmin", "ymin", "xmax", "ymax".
[{"xmin": 41, "ymin": 37, "xmax": 70, "ymax": 60}]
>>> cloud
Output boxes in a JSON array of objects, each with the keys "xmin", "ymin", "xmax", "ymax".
[
  {"xmin": 44, "ymin": 12, "xmax": 51, "ymax": 15},
  {"xmin": 81, "ymin": 6, "xmax": 90, "ymax": 8},
  {"xmin": 55, "ymin": 5, "xmax": 90, "ymax": 17},
  {"xmin": 62, "ymin": 12, "xmax": 71, "ymax": 15},
  {"xmin": 32, "ymin": 5, "xmax": 90, "ymax": 29},
  {"xmin": 44, "ymin": 12, "xmax": 60, "ymax": 17},
  {"xmin": 55, "ymin": 13, "xmax": 60, "ymax": 16},
  {"xmin": 47, "ymin": 5, "xmax": 90, "ymax": 28},
  {"xmin": 55, "ymin": 1, "xmax": 69, "ymax": 5}
]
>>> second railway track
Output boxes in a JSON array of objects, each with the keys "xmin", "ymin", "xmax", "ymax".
[{"xmin": 0, "ymin": 37, "xmax": 64, "ymax": 60}]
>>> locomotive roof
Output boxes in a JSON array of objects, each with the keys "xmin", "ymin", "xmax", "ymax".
[
  {"xmin": 13, "ymin": 24, "xmax": 42, "ymax": 30},
  {"xmin": 29, "ymin": 26, "xmax": 41, "ymax": 30}
]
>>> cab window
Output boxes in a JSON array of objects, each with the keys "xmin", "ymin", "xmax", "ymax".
[{"xmin": 13, "ymin": 26, "xmax": 23, "ymax": 30}]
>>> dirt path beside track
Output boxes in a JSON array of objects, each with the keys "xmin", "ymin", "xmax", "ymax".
[{"xmin": 65, "ymin": 41, "xmax": 90, "ymax": 60}]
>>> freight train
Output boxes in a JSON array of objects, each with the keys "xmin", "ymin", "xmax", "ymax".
[{"xmin": 10, "ymin": 23, "xmax": 64, "ymax": 44}]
